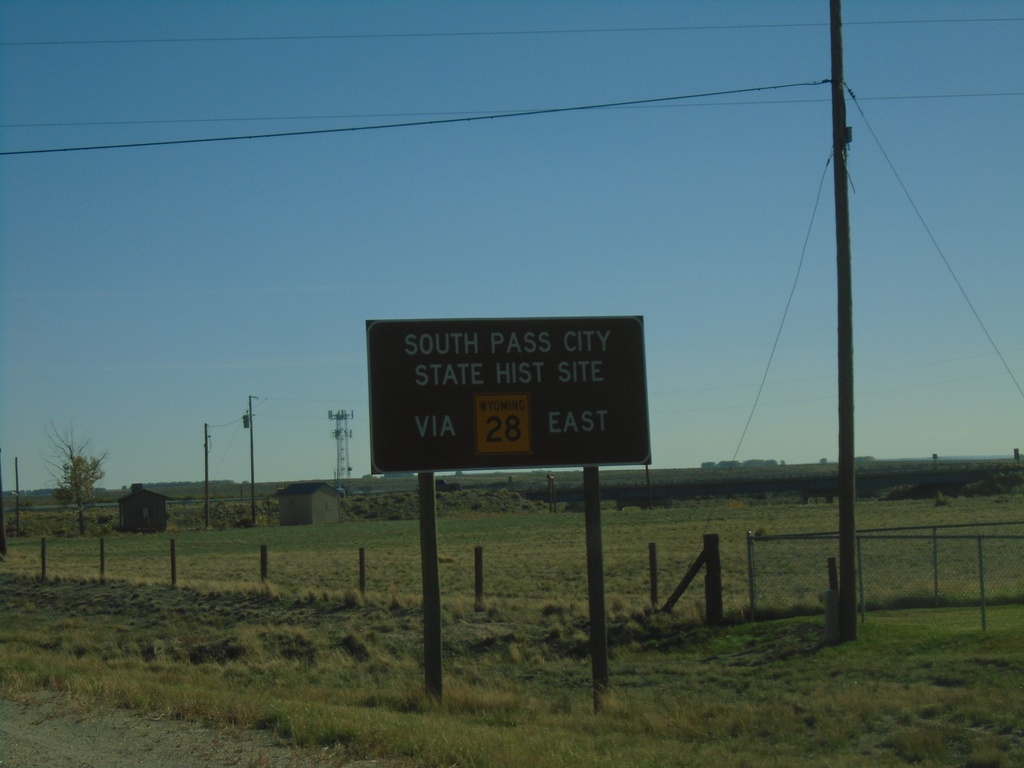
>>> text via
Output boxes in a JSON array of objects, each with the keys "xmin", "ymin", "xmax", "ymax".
[{"xmin": 415, "ymin": 414, "xmax": 455, "ymax": 437}]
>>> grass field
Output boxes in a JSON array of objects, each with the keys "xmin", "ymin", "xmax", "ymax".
[{"xmin": 2, "ymin": 493, "xmax": 1023, "ymax": 766}]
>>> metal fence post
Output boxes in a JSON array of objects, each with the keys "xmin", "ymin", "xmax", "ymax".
[
  {"xmin": 735, "ymin": 524, "xmax": 1019, "ymax": 627},
  {"xmin": 746, "ymin": 531, "xmax": 757, "ymax": 622},
  {"xmin": 977, "ymin": 536, "xmax": 987, "ymax": 632},
  {"xmin": 856, "ymin": 535, "xmax": 865, "ymax": 624}
]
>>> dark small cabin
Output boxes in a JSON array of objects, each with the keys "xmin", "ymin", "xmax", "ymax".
[
  {"xmin": 118, "ymin": 484, "xmax": 169, "ymax": 532},
  {"xmin": 277, "ymin": 482, "xmax": 344, "ymax": 526}
]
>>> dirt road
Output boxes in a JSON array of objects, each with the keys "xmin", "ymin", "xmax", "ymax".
[{"xmin": 0, "ymin": 693, "xmax": 378, "ymax": 768}]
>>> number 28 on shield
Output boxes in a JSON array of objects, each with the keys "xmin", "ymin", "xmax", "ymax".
[{"xmin": 474, "ymin": 394, "xmax": 532, "ymax": 455}]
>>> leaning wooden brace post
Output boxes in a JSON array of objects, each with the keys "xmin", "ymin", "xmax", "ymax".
[
  {"xmin": 661, "ymin": 547, "xmax": 708, "ymax": 613},
  {"xmin": 418, "ymin": 471, "xmax": 443, "ymax": 701},
  {"xmin": 583, "ymin": 465, "xmax": 609, "ymax": 712}
]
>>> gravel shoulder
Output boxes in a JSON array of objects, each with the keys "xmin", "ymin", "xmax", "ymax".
[{"xmin": 0, "ymin": 692, "xmax": 376, "ymax": 768}]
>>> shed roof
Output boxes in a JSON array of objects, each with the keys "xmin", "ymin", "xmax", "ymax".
[
  {"xmin": 118, "ymin": 487, "xmax": 170, "ymax": 502},
  {"xmin": 277, "ymin": 482, "xmax": 342, "ymax": 497}
]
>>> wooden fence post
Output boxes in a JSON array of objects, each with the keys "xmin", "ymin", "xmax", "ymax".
[
  {"xmin": 40, "ymin": 537, "xmax": 46, "ymax": 580},
  {"xmin": 648, "ymin": 542, "xmax": 658, "ymax": 607},
  {"xmin": 662, "ymin": 535, "xmax": 722, "ymax": 623},
  {"xmin": 100, "ymin": 537, "xmax": 106, "ymax": 582},
  {"xmin": 747, "ymin": 530, "xmax": 757, "ymax": 622},
  {"xmin": 474, "ymin": 546, "xmax": 484, "ymax": 609},
  {"xmin": 170, "ymin": 539, "xmax": 177, "ymax": 587},
  {"xmin": 827, "ymin": 556, "xmax": 838, "ymax": 591},
  {"xmin": 260, "ymin": 544, "xmax": 268, "ymax": 582}
]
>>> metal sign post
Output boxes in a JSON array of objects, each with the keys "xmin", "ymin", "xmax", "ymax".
[
  {"xmin": 418, "ymin": 471, "xmax": 443, "ymax": 700},
  {"xmin": 583, "ymin": 466, "xmax": 609, "ymax": 710}
]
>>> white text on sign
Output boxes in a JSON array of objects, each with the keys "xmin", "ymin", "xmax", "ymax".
[
  {"xmin": 367, "ymin": 316, "xmax": 650, "ymax": 471},
  {"xmin": 547, "ymin": 410, "xmax": 609, "ymax": 433}
]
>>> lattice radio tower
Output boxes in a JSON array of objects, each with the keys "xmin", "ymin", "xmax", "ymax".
[{"xmin": 328, "ymin": 409, "xmax": 354, "ymax": 485}]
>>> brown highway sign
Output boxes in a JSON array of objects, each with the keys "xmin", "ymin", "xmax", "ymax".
[{"xmin": 366, "ymin": 316, "xmax": 650, "ymax": 473}]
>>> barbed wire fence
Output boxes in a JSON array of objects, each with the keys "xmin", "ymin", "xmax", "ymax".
[{"xmin": 748, "ymin": 520, "xmax": 1024, "ymax": 631}]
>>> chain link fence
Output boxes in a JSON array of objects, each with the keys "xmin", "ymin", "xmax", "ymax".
[{"xmin": 747, "ymin": 520, "xmax": 1024, "ymax": 630}]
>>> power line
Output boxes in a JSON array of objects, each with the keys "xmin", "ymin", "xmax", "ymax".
[
  {"xmin": 0, "ymin": 79, "xmax": 828, "ymax": 157},
  {"xmin": 2, "ymin": 18, "xmax": 1020, "ymax": 46},
  {"xmin": 846, "ymin": 85, "xmax": 1024, "ymax": 405},
  {"xmin": 650, "ymin": 346, "xmax": 1024, "ymax": 398},
  {"xmin": 653, "ymin": 368, "xmax": 1024, "ymax": 416},
  {"xmin": 4, "ymin": 91, "xmax": 1018, "ymax": 131},
  {"xmin": 687, "ymin": 147, "xmax": 834, "ymax": 555},
  {"xmin": 727, "ymin": 150, "xmax": 834, "ymax": 465},
  {"xmin": 206, "ymin": 417, "xmax": 242, "ymax": 429}
]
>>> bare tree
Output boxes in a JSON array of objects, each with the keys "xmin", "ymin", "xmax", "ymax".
[{"xmin": 45, "ymin": 422, "xmax": 107, "ymax": 535}]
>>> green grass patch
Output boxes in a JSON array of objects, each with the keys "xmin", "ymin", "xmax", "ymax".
[{"xmin": 2, "ymin": 495, "xmax": 1023, "ymax": 766}]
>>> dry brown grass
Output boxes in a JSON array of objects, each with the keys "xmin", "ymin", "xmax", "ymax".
[{"xmin": 2, "ymin": 493, "xmax": 1022, "ymax": 766}]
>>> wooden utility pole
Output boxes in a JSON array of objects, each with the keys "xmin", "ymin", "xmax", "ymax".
[
  {"xmin": 247, "ymin": 396, "xmax": 256, "ymax": 525},
  {"xmin": 0, "ymin": 447, "xmax": 7, "ymax": 558},
  {"xmin": 830, "ymin": 0, "xmax": 858, "ymax": 642},
  {"xmin": 203, "ymin": 423, "xmax": 210, "ymax": 529},
  {"xmin": 14, "ymin": 456, "xmax": 20, "ymax": 537}
]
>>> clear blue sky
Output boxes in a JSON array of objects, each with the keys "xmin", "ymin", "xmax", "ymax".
[{"xmin": 2, "ymin": 1, "xmax": 1022, "ymax": 491}]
